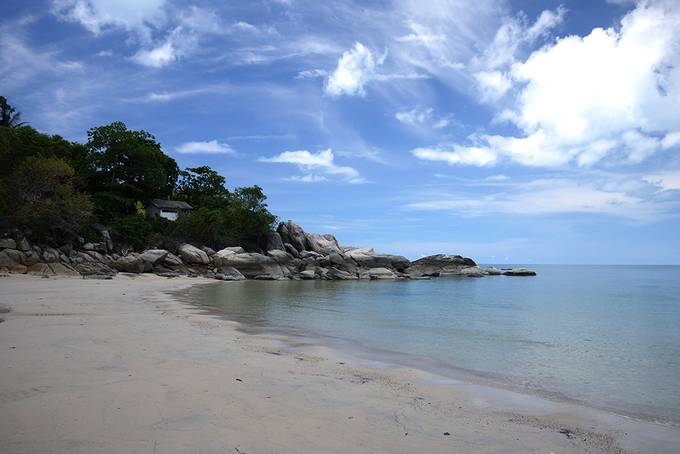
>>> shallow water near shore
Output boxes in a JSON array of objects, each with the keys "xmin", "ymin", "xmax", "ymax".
[{"xmin": 186, "ymin": 264, "xmax": 680, "ymax": 425}]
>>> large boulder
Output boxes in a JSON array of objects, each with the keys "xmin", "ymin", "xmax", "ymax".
[
  {"xmin": 367, "ymin": 267, "xmax": 397, "ymax": 279},
  {"xmin": 41, "ymin": 247, "xmax": 61, "ymax": 263},
  {"xmin": 215, "ymin": 251, "xmax": 285, "ymax": 279},
  {"xmin": 405, "ymin": 254, "xmax": 476, "ymax": 277},
  {"xmin": 215, "ymin": 266, "xmax": 246, "ymax": 281},
  {"xmin": 265, "ymin": 231, "xmax": 286, "ymax": 252},
  {"xmin": 0, "ymin": 238, "xmax": 16, "ymax": 250},
  {"xmin": 16, "ymin": 237, "xmax": 30, "ymax": 252},
  {"xmin": 277, "ymin": 220, "xmax": 308, "ymax": 252},
  {"xmin": 139, "ymin": 249, "xmax": 169, "ymax": 266},
  {"xmin": 503, "ymin": 268, "xmax": 537, "ymax": 276},
  {"xmin": 283, "ymin": 243, "xmax": 300, "ymax": 258},
  {"xmin": 162, "ymin": 253, "xmax": 184, "ymax": 268},
  {"xmin": 304, "ymin": 232, "xmax": 343, "ymax": 255},
  {"xmin": 112, "ymin": 254, "xmax": 149, "ymax": 273},
  {"xmin": 299, "ymin": 269, "xmax": 316, "ymax": 280},
  {"xmin": 266, "ymin": 249, "xmax": 294, "ymax": 265},
  {"xmin": 460, "ymin": 266, "xmax": 485, "ymax": 277},
  {"xmin": 326, "ymin": 267, "xmax": 358, "ymax": 280},
  {"xmin": 178, "ymin": 244, "xmax": 210, "ymax": 265},
  {"xmin": 345, "ymin": 249, "xmax": 410, "ymax": 271}
]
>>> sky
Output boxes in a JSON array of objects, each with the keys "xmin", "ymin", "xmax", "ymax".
[{"xmin": 1, "ymin": 0, "xmax": 680, "ymax": 264}]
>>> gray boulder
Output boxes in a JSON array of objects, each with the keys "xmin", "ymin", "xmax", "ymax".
[
  {"xmin": 265, "ymin": 231, "xmax": 286, "ymax": 251},
  {"xmin": 215, "ymin": 252, "xmax": 285, "ymax": 279},
  {"xmin": 367, "ymin": 267, "xmax": 397, "ymax": 279},
  {"xmin": 113, "ymin": 254, "xmax": 149, "ymax": 273},
  {"xmin": 345, "ymin": 249, "xmax": 410, "ymax": 271},
  {"xmin": 41, "ymin": 247, "xmax": 61, "ymax": 263},
  {"xmin": 460, "ymin": 266, "xmax": 485, "ymax": 277},
  {"xmin": 283, "ymin": 243, "xmax": 300, "ymax": 258},
  {"xmin": 178, "ymin": 244, "xmax": 210, "ymax": 265},
  {"xmin": 326, "ymin": 267, "xmax": 357, "ymax": 280},
  {"xmin": 304, "ymin": 232, "xmax": 342, "ymax": 255},
  {"xmin": 0, "ymin": 238, "xmax": 16, "ymax": 250},
  {"xmin": 200, "ymin": 246, "xmax": 216, "ymax": 256},
  {"xmin": 17, "ymin": 237, "xmax": 30, "ymax": 251},
  {"xmin": 406, "ymin": 254, "xmax": 476, "ymax": 277},
  {"xmin": 503, "ymin": 268, "xmax": 537, "ymax": 276},
  {"xmin": 277, "ymin": 220, "xmax": 308, "ymax": 252},
  {"xmin": 299, "ymin": 270, "xmax": 316, "ymax": 280},
  {"xmin": 162, "ymin": 253, "xmax": 184, "ymax": 268},
  {"xmin": 139, "ymin": 249, "xmax": 169, "ymax": 266},
  {"xmin": 215, "ymin": 266, "xmax": 246, "ymax": 281},
  {"xmin": 483, "ymin": 267, "xmax": 502, "ymax": 276},
  {"xmin": 267, "ymin": 249, "xmax": 294, "ymax": 265}
]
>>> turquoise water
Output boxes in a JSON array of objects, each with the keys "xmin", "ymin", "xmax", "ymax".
[{"xmin": 190, "ymin": 265, "xmax": 680, "ymax": 423}]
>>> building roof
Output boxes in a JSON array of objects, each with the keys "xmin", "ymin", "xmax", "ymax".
[{"xmin": 149, "ymin": 199, "xmax": 193, "ymax": 210}]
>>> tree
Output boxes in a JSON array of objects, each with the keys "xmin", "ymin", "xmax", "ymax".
[
  {"xmin": 87, "ymin": 122, "xmax": 179, "ymax": 202},
  {"xmin": 5, "ymin": 156, "xmax": 92, "ymax": 238},
  {"xmin": 0, "ymin": 96, "xmax": 28, "ymax": 128},
  {"xmin": 175, "ymin": 166, "xmax": 231, "ymax": 209},
  {"xmin": 223, "ymin": 185, "xmax": 277, "ymax": 242}
]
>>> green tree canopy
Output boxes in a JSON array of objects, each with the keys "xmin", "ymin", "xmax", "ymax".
[
  {"xmin": 0, "ymin": 96, "xmax": 27, "ymax": 128},
  {"xmin": 175, "ymin": 166, "xmax": 231, "ymax": 209}
]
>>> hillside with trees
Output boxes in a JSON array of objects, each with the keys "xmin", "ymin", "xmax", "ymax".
[{"xmin": 0, "ymin": 96, "xmax": 276, "ymax": 253}]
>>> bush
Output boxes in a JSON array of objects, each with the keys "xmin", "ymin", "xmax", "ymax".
[{"xmin": 112, "ymin": 215, "xmax": 153, "ymax": 251}]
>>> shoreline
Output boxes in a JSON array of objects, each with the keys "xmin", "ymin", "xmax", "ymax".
[{"xmin": 1, "ymin": 275, "xmax": 679, "ymax": 453}]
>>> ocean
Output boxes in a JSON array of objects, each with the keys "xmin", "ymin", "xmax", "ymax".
[{"xmin": 188, "ymin": 265, "xmax": 680, "ymax": 424}]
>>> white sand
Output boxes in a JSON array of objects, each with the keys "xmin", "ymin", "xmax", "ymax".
[{"xmin": 1, "ymin": 274, "xmax": 679, "ymax": 453}]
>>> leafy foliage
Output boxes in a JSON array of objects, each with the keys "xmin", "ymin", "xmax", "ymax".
[{"xmin": 0, "ymin": 96, "xmax": 278, "ymax": 251}]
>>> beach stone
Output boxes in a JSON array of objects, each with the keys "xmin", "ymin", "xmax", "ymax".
[
  {"xmin": 162, "ymin": 253, "xmax": 184, "ymax": 268},
  {"xmin": 17, "ymin": 237, "xmax": 30, "ymax": 251},
  {"xmin": 200, "ymin": 246, "xmax": 216, "ymax": 256},
  {"xmin": 267, "ymin": 249, "xmax": 294, "ymax": 265},
  {"xmin": 178, "ymin": 244, "xmax": 210, "ymax": 265},
  {"xmin": 367, "ymin": 267, "xmax": 397, "ymax": 279},
  {"xmin": 503, "ymin": 268, "xmax": 537, "ymax": 276},
  {"xmin": 139, "ymin": 249, "xmax": 169, "ymax": 266},
  {"xmin": 216, "ymin": 266, "xmax": 246, "ymax": 281},
  {"xmin": 277, "ymin": 220, "xmax": 308, "ymax": 252},
  {"xmin": 265, "ymin": 231, "xmax": 286, "ymax": 252},
  {"xmin": 215, "ymin": 252, "xmax": 284, "ymax": 279},
  {"xmin": 299, "ymin": 270, "xmax": 316, "ymax": 279},
  {"xmin": 406, "ymin": 254, "xmax": 476, "ymax": 277},
  {"xmin": 283, "ymin": 243, "xmax": 300, "ymax": 258},
  {"xmin": 304, "ymin": 232, "xmax": 343, "ymax": 255},
  {"xmin": 460, "ymin": 266, "xmax": 485, "ymax": 277},
  {"xmin": 326, "ymin": 267, "xmax": 357, "ymax": 280},
  {"xmin": 42, "ymin": 247, "xmax": 61, "ymax": 263},
  {"xmin": 0, "ymin": 238, "xmax": 16, "ymax": 250},
  {"xmin": 112, "ymin": 254, "xmax": 149, "ymax": 273}
]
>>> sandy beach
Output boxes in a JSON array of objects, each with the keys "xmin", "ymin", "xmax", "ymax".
[{"xmin": 1, "ymin": 275, "xmax": 679, "ymax": 454}]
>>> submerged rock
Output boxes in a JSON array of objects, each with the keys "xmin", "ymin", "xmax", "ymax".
[
  {"xmin": 405, "ymin": 254, "xmax": 476, "ymax": 277},
  {"xmin": 503, "ymin": 268, "xmax": 537, "ymax": 276}
]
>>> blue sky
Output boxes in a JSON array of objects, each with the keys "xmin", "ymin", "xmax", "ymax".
[{"xmin": 2, "ymin": 0, "xmax": 680, "ymax": 264}]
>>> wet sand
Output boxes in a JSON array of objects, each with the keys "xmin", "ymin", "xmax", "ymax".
[{"xmin": 1, "ymin": 274, "xmax": 679, "ymax": 453}]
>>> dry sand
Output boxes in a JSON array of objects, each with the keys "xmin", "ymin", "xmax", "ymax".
[{"xmin": 1, "ymin": 274, "xmax": 679, "ymax": 453}]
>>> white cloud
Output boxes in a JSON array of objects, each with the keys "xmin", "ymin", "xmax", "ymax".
[
  {"xmin": 412, "ymin": 145, "xmax": 497, "ymax": 166},
  {"xmin": 175, "ymin": 140, "xmax": 235, "ymax": 154},
  {"xmin": 260, "ymin": 149, "xmax": 364, "ymax": 183},
  {"xmin": 295, "ymin": 69, "xmax": 327, "ymax": 79},
  {"xmin": 644, "ymin": 171, "xmax": 680, "ymax": 192},
  {"xmin": 51, "ymin": 0, "xmax": 166, "ymax": 35},
  {"xmin": 395, "ymin": 108, "xmax": 432, "ymax": 126},
  {"xmin": 284, "ymin": 174, "xmax": 328, "ymax": 183},
  {"xmin": 486, "ymin": 174, "xmax": 509, "ymax": 181},
  {"xmin": 396, "ymin": 23, "xmax": 446, "ymax": 44},
  {"xmin": 404, "ymin": 178, "xmax": 663, "ymax": 220},
  {"xmin": 132, "ymin": 40, "xmax": 178, "ymax": 68},
  {"xmin": 325, "ymin": 42, "xmax": 380, "ymax": 97},
  {"xmin": 442, "ymin": 2, "xmax": 680, "ymax": 168}
]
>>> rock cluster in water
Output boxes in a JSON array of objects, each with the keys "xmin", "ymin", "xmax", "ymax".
[{"xmin": 0, "ymin": 221, "xmax": 536, "ymax": 280}]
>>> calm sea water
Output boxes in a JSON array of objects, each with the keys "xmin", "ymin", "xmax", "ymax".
[{"xmin": 189, "ymin": 265, "xmax": 680, "ymax": 423}]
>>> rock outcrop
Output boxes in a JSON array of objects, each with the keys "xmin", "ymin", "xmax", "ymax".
[{"xmin": 0, "ymin": 220, "xmax": 536, "ymax": 281}]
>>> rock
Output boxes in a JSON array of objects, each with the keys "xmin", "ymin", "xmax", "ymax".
[
  {"xmin": 304, "ymin": 232, "xmax": 343, "ymax": 255},
  {"xmin": 367, "ymin": 267, "xmax": 397, "ymax": 279},
  {"xmin": 406, "ymin": 254, "xmax": 476, "ymax": 277},
  {"xmin": 200, "ymin": 246, "xmax": 216, "ymax": 256},
  {"xmin": 299, "ymin": 270, "xmax": 316, "ymax": 280},
  {"xmin": 112, "ymin": 254, "xmax": 149, "ymax": 273},
  {"xmin": 277, "ymin": 220, "xmax": 308, "ymax": 252},
  {"xmin": 326, "ymin": 267, "xmax": 357, "ymax": 280},
  {"xmin": 48, "ymin": 263, "xmax": 80, "ymax": 276},
  {"xmin": 503, "ymin": 268, "xmax": 537, "ymax": 276},
  {"xmin": 0, "ymin": 238, "xmax": 16, "ymax": 249},
  {"xmin": 216, "ymin": 266, "xmax": 246, "ymax": 281},
  {"xmin": 41, "ymin": 247, "xmax": 61, "ymax": 263},
  {"xmin": 345, "ymin": 249, "xmax": 410, "ymax": 271},
  {"xmin": 72, "ymin": 262, "xmax": 115, "ymax": 276},
  {"xmin": 265, "ymin": 231, "xmax": 286, "ymax": 252},
  {"xmin": 299, "ymin": 250, "xmax": 322, "ymax": 259},
  {"xmin": 482, "ymin": 267, "xmax": 502, "ymax": 276},
  {"xmin": 178, "ymin": 244, "xmax": 210, "ymax": 265},
  {"xmin": 162, "ymin": 253, "xmax": 184, "ymax": 268},
  {"xmin": 215, "ymin": 252, "xmax": 284, "ymax": 279},
  {"xmin": 223, "ymin": 246, "xmax": 246, "ymax": 254},
  {"xmin": 0, "ymin": 249, "xmax": 22, "ymax": 268},
  {"xmin": 460, "ymin": 266, "xmax": 485, "ymax": 277},
  {"xmin": 9, "ymin": 264, "xmax": 27, "ymax": 274},
  {"xmin": 283, "ymin": 243, "xmax": 300, "ymax": 258},
  {"xmin": 17, "ymin": 237, "xmax": 30, "ymax": 251},
  {"xmin": 22, "ymin": 250, "xmax": 41, "ymax": 266},
  {"xmin": 139, "ymin": 249, "xmax": 169, "ymax": 266},
  {"xmin": 267, "ymin": 249, "xmax": 294, "ymax": 265}
]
